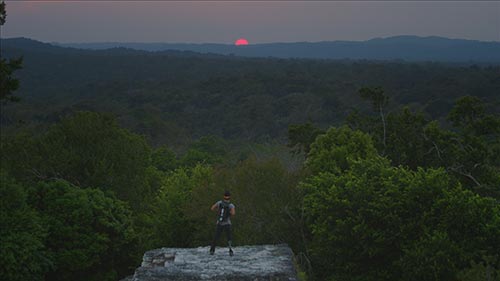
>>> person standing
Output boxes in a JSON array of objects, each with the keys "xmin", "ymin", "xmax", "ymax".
[{"xmin": 209, "ymin": 190, "xmax": 235, "ymax": 256}]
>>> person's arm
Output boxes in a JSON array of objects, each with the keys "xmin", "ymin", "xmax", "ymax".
[
  {"xmin": 211, "ymin": 201, "xmax": 219, "ymax": 211},
  {"xmin": 230, "ymin": 205, "xmax": 235, "ymax": 216}
]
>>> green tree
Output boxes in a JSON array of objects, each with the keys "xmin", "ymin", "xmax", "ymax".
[
  {"xmin": 347, "ymin": 94, "xmax": 500, "ymax": 198},
  {"xmin": 1, "ymin": 112, "xmax": 154, "ymax": 208},
  {"xmin": 180, "ymin": 135, "xmax": 228, "ymax": 167},
  {"xmin": 0, "ymin": 131, "xmax": 41, "ymax": 183},
  {"xmin": 457, "ymin": 256, "xmax": 500, "ymax": 281},
  {"xmin": 301, "ymin": 126, "xmax": 500, "ymax": 280},
  {"xmin": 0, "ymin": 1, "xmax": 23, "ymax": 102},
  {"xmin": 348, "ymin": 106, "xmax": 431, "ymax": 169},
  {"xmin": 359, "ymin": 86, "xmax": 389, "ymax": 153},
  {"xmin": 384, "ymin": 107, "xmax": 429, "ymax": 169},
  {"xmin": 179, "ymin": 157, "xmax": 309, "ymax": 270},
  {"xmin": 152, "ymin": 145, "xmax": 178, "ymax": 172},
  {"xmin": 288, "ymin": 122, "xmax": 325, "ymax": 156},
  {"xmin": 0, "ymin": 1, "xmax": 5, "ymax": 25},
  {"xmin": 0, "ymin": 172, "xmax": 50, "ymax": 281},
  {"xmin": 422, "ymin": 97, "xmax": 500, "ymax": 197},
  {"xmin": 27, "ymin": 180, "xmax": 137, "ymax": 281},
  {"xmin": 306, "ymin": 126, "xmax": 378, "ymax": 175},
  {"xmin": 303, "ymin": 159, "xmax": 500, "ymax": 281},
  {"xmin": 448, "ymin": 96, "xmax": 486, "ymax": 129},
  {"xmin": 143, "ymin": 165, "xmax": 213, "ymax": 249},
  {"xmin": 346, "ymin": 108, "xmax": 378, "ymax": 136}
]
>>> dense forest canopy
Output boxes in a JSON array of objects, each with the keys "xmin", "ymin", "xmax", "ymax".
[
  {"xmin": 1, "ymin": 36, "xmax": 499, "ymax": 281},
  {"xmin": 2, "ymin": 38, "xmax": 500, "ymax": 147}
]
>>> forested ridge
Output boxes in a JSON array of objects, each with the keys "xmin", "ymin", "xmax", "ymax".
[
  {"xmin": 1, "ymin": 37, "xmax": 499, "ymax": 281},
  {"xmin": 2, "ymin": 38, "xmax": 500, "ymax": 145},
  {"xmin": 58, "ymin": 35, "xmax": 500, "ymax": 63}
]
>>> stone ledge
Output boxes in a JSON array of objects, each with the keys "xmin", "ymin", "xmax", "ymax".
[{"xmin": 127, "ymin": 244, "xmax": 298, "ymax": 281}]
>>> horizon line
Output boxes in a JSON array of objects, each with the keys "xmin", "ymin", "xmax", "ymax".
[{"xmin": 5, "ymin": 34, "xmax": 500, "ymax": 45}]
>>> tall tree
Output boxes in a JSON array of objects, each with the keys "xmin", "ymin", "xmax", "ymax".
[
  {"xmin": 447, "ymin": 96, "xmax": 486, "ymax": 129},
  {"xmin": 359, "ymin": 86, "xmax": 389, "ymax": 154},
  {"xmin": 302, "ymin": 126, "xmax": 500, "ymax": 281},
  {"xmin": 1, "ymin": 112, "xmax": 154, "ymax": 208},
  {"xmin": 0, "ymin": 172, "xmax": 50, "ymax": 281},
  {"xmin": 287, "ymin": 122, "xmax": 325, "ymax": 156},
  {"xmin": 306, "ymin": 126, "xmax": 377, "ymax": 175},
  {"xmin": 384, "ymin": 107, "xmax": 429, "ymax": 169},
  {"xmin": 0, "ymin": 1, "xmax": 23, "ymax": 102},
  {"xmin": 27, "ymin": 180, "xmax": 137, "ymax": 281}
]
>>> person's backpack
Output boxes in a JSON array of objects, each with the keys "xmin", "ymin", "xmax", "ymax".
[{"xmin": 218, "ymin": 201, "xmax": 231, "ymax": 223}]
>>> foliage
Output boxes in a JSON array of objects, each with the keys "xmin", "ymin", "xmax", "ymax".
[
  {"xmin": 1, "ymin": 111, "xmax": 154, "ymax": 208},
  {"xmin": 0, "ymin": 1, "xmax": 5, "ymax": 25},
  {"xmin": 0, "ymin": 56, "xmax": 23, "ymax": 102},
  {"xmin": 303, "ymin": 160, "xmax": 500, "ymax": 281},
  {"xmin": 288, "ymin": 122, "xmax": 325, "ymax": 156},
  {"xmin": 0, "ymin": 131, "xmax": 41, "ymax": 183},
  {"xmin": 202, "ymin": 157, "xmax": 304, "ymax": 247},
  {"xmin": 424, "ymin": 97, "xmax": 500, "ymax": 196},
  {"xmin": 1, "ymin": 36, "xmax": 500, "ymax": 281},
  {"xmin": 140, "ymin": 165, "xmax": 214, "ymax": 250},
  {"xmin": 27, "ymin": 180, "xmax": 137, "ymax": 281},
  {"xmin": 457, "ymin": 256, "xmax": 500, "ymax": 281},
  {"xmin": 383, "ymin": 107, "xmax": 429, "ymax": 168},
  {"xmin": 180, "ymin": 135, "xmax": 228, "ymax": 167},
  {"xmin": 347, "ymin": 94, "xmax": 500, "ymax": 198},
  {"xmin": 140, "ymin": 157, "xmax": 308, "ymax": 258},
  {"xmin": 358, "ymin": 86, "xmax": 389, "ymax": 112},
  {"xmin": 301, "ymin": 125, "xmax": 500, "ymax": 281},
  {"xmin": 152, "ymin": 145, "xmax": 178, "ymax": 172},
  {"xmin": 0, "ymin": 172, "xmax": 50, "ymax": 281},
  {"xmin": 358, "ymin": 86, "xmax": 390, "ymax": 152},
  {"xmin": 0, "ymin": 1, "xmax": 23, "ymax": 103},
  {"xmin": 3, "ymin": 41, "xmax": 500, "ymax": 144},
  {"xmin": 306, "ymin": 126, "xmax": 378, "ymax": 174},
  {"xmin": 448, "ymin": 96, "xmax": 486, "ymax": 129}
]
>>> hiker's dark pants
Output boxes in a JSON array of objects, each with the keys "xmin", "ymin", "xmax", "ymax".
[{"xmin": 210, "ymin": 224, "xmax": 232, "ymax": 250}]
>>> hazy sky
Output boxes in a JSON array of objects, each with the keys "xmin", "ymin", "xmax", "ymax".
[{"xmin": 2, "ymin": 1, "xmax": 499, "ymax": 44}]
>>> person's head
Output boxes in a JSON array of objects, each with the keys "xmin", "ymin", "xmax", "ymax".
[{"xmin": 223, "ymin": 190, "xmax": 231, "ymax": 201}]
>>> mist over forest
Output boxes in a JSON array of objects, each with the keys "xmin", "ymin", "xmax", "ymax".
[{"xmin": 2, "ymin": 35, "xmax": 500, "ymax": 281}]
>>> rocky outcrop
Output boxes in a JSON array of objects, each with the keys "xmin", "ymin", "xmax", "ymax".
[{"xmin": 126, "ymin": 244, "xmax": 298, "ymax": 281}]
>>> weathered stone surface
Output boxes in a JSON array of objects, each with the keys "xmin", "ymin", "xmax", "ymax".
[{"xmin": 128, "ymin": 244, "xmax": 298, "ymax": 281}]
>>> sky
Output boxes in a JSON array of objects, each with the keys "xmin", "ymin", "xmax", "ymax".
[{"xmin": 1, "ymin": 1, "xmax": 499, "ymax": 44}]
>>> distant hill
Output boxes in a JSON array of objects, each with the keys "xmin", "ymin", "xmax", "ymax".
[
  {"xmin": 56, "ymin": 36, "xmax": 500, "ymax": 63},
  {"xmin": 1, "ymin": 37, "xmax": 224, "ymax": 58}
]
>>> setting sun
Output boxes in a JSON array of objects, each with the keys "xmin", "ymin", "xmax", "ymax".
[{"xmin": 234, "ymin": 38, "xmax": 249, "ymax": 46}]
